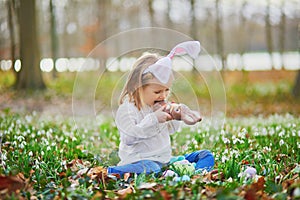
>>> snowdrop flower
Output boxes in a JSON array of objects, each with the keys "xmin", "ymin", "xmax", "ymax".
[
  {"xmin": 263, "ymin": 146, "xmax": 271, "ymax": 152},
  {"xmin": 25, "ymin": 115, "xmax": 32, "ymax": 123},
  {"xmin": 1, "ymin": 152, "xmax": 7, "ymax": 161},
  {"xmin": 261, "ymin": 128, "xmax": 267, "ymax": 136},
  {"xmin": 17, "ymin": 135, "xmax": 25, "ymax": 142},
  {"xmin": 279, "ymin": 139, "xmax": 284, "ymax": 146},
  {"xmin": 47, "ymin": 146, "xmax": 51, "ymax": 151},
  {"xmin": 222, "ymin": 136, "xmax": 230, "ymax": 144},
  {"xmin": 220, "ymin": 130, "xmax": 226, "ymax": 135},
  {"xmin": 222, "ymin": 155, "xmax": 229, "ymax": 162},
  {"xmin": 238, "ymin": 128, "xmax": 247, "ymax": 138},
  {"xmin": 278, "ymin": 131, "xmax": 285, "ymax": 137},
  {"xmin": 19, "ymin": 141, "xmax": 26, "ymax": 149}
]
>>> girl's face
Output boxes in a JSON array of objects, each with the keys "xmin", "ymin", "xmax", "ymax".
[{"xmin": 141, "ymin": 81, "xmax": 172, "ymax": 107}]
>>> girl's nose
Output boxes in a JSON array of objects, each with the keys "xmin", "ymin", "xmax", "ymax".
[{"xmin": 161, "ymin": 91, "xmax": 167, "ymax": 99}]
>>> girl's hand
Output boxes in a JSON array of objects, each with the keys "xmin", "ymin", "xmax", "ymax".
[
  {"xmin": 153, "ymin": 102, "xmax": 163, "ymax": 111},
  {"xmin": 154, "ymin": 105, "xmax": 172, "ymax": 123}
]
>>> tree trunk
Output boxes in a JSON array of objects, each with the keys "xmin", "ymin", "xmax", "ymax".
[
  {"xmin": 50, "ymin": 0, "xmax": 58, "ymax": 79},
  {"xmin": 190, "ymin": 0, "xmax": 197, "ymax": 39},
  {"xmin": 215, "ymin": 0, "xmax": 226, "ymax": 70},
  {"xmin": 148, "ymin": 0, "xmax": 154, "ymax": 26},
  {"xmin": 265, "ymin": 0, "xmax": 274, "ymax": 69},
  {"xmin": 293, "ymin": 70, "xmax": 300, "ymax": 98},
  {"xmin": 7, "ymin": 0, "xmax": 16, "ymax": 75},
  {"xmin": 279, "ymin": 0, "xmax": 286, "ymax": 69},
  {"xmin": 16, "ymin": 0, "xmax": 45, "ymax": 90},
  {"xmin": 166, "ymin": 0, "xmax": 173, "ymax": 29},
  {"xmin": 190, "ymin": 0, "xmax": 197, "ymax": 74}
]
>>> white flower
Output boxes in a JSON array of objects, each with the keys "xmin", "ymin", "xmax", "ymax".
[
  {"xmin": 17, "ymin": 136, "xmax": 25, "ymax": 142},
  {"xmin": 25, "ymin": 115, "xmax": 32, "ymax": 123},
  {"xmin": 28, "ymin": 151, "xmax": 33, "ymax": 156},
  {"xmin": 278, "ymin": 131, "xmax": 285, "ymax": 137},
  {"xmin": 222, "ymin": 155, "xmax": 228, "ymax": 162},
  {"xmin": 227, "ymin": 177, "xmax": 233, "ymax": 182},
  {"xmin": 263, "ymin": 146, "xmax": 271, "ymax": 152},
  {"xmin": 19, "ymin": 141, "xmax": 26, "ymax": 149},
  {"xmin": 222, "ymin": 136, "xmax": 230, "ymax": 144},
  {"xmin": 238, "ymin": 128, "xmax": 247, "ymax": 138},
  {"xmin": 279, "ymin": 139, "xmax": 284, "ymax": 146},
  {"xmin": 1, "ymin": 153, "xmax": 7, "ymax": 160}
]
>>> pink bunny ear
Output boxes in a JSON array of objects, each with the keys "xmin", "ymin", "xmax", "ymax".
[
  {"xmin": 168, "ymin": 41, "xmax": 201, "ymax": 59},
  {"xmin": 143, "ymin": 41, "xmax": 201, "ymax": 84}
]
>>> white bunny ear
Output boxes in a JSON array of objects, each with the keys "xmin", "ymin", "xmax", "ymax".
[
  {"xmin": 143, "ymin": 41, "xmax": 201, "ymax": 84},
  {"xmin": 143, "ymin": 57, "xmax": 172, "ymax": 84},
  {"xmin": 168, "ymin": 41, "xmax": 201, "ymax": 59}
]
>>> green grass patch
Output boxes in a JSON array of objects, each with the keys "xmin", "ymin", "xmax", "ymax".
[{"xmin": 0, "ymin": 111, "xmax": 299, "ymax": 199}]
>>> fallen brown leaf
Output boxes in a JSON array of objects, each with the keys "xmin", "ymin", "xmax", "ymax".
[
  {"xmin": 244, "ymin": 176, "xmax": 266, "ymax": 200},
  {"xmin": 160, "ymin": 190, "xmax": 172, "ymax": 200},
  {"xmin": 0, "ymin": 173, "xmax": 25, "ymax": 191},
  {"xmin": 117, "ymin": 186, "xmax": 134, "ymax": 198}
]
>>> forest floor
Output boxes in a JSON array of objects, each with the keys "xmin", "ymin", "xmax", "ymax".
[{"xmin": 0, "ymin": 69, "xmax": 299, "ymax": 118}]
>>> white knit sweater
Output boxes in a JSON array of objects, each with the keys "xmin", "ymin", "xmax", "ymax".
[{"xmin": 115, "ymin": 100, "xmax": 180, "ymax": 166}]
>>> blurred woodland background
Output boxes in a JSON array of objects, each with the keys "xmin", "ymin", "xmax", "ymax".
[{"xmin": 0, "ymin": 0, "xmax": 299, "ymax": 116}]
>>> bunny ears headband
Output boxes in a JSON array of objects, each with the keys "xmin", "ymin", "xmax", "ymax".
[{"xmin": 143, "ymin": 41, "xmax": 201, "ymax": 84}]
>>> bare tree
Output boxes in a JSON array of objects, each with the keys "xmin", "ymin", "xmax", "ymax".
[
  {"xmin": 190, "ymin": 0, "xmax": 198, "ymax": 74},
  {"xmin": 190, "ymin": 0, "xmax": 197, "ymax": 39},
  {"xmin": 293, "ymin": 71, "xmax": 300, "ymax": 98},
  {"xmin": 279, "ymin": 0, "xmax": 286, "ymax": 69},
  {"xmin": 148, "ymin": 0, "xmax": 154, "ymax": 26},
  {"xmin": 7, "ymin": 0, "xmax": 16, "ymax": 75},
  {"xmin": 16, "ymin": 0, "xmax": 45, "ymax": 90},
  {"xmin": 50, "ymin": 0, "xmax": 58, "ymax": 78},
  {"xmin": 265, "ymin": 0, "xmax": 274, "ymax": 69},
  {"xmin": 238, "ymin": 1, "xmax": 247, "ymax": 62},
  {"xmin": 215, "ymin": 0, "xmax": 226, "ymax": 70},
  {"xmin": 166, "ymin": 0, "xmax": 173, "ymax": 29}
]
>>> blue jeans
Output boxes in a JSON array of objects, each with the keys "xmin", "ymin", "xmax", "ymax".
[{"xmin": 107, "ymin": 150, "xmax": 214, "ymax": 177}]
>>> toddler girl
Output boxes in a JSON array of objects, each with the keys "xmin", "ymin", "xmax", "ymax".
[{"xmin": 107, "ymin": 41, "xmax": 214, "ymax": 176}]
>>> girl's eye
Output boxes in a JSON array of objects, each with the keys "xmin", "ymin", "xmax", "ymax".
[{"xmin": 154, "ymin": 91, "xmax": 161, "ymax": 94}]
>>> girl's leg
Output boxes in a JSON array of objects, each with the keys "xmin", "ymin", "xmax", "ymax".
[
  {"xmin": 184, "ymin": 150, "xmax": 214, "ymax": 171},
  {"xmin": 107, "ymin": 160, "xmax": 163, "ymax": 177}
]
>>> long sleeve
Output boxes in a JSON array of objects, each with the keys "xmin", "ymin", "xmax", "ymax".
[
  {"xmin": 167, "ymin": 120, "xmax": 181, "ymax": 134},
  {"xmin": 115, "ymin": 102, "xmax": 160, "ymax": 139},
  {"xmin": 116, "ymin": 101, "xmax": 174, "ymax": 165}
]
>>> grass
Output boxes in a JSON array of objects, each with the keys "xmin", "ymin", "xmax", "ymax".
[
  {"xmin": 0, "ymin": 111, "xmax": 299, "ymax": 199},
  {"xmin": 0, "ymin": 70, "xmax": 299, "ymax": 199}
]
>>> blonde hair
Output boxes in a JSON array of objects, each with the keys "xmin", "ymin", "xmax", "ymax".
[{"xmin": 119, "ymin": 54, "xmax": 160, "ymax": 110}]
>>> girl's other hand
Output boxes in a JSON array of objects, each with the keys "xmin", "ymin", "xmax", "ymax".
[
  {"xmin": 154, "ymin": 105, "xmax": 172, "ymax": 123},
  {"xmin": 153, "ymin": 102, "xmax": 163, "ymax": 111}
]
